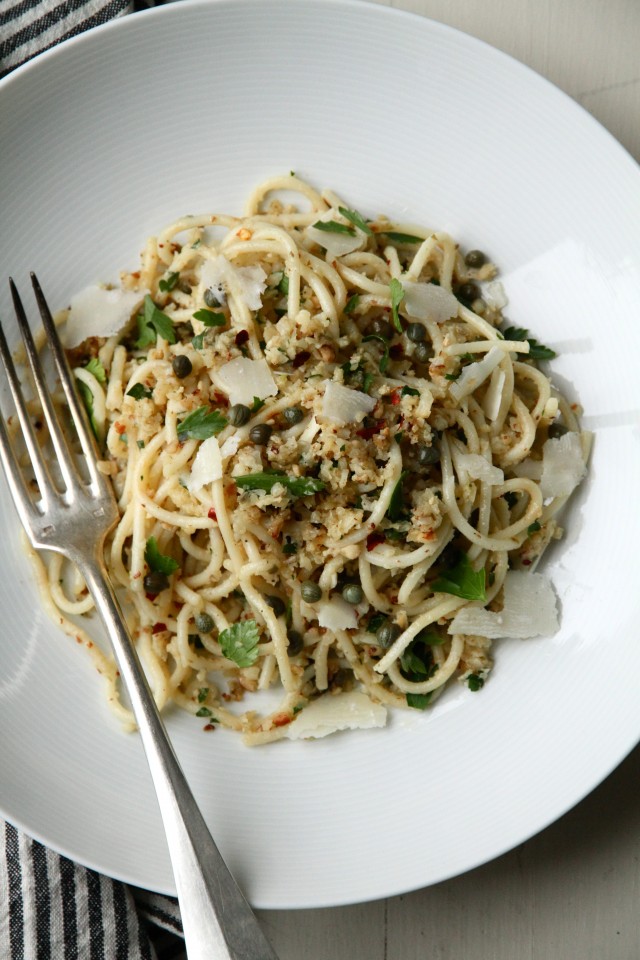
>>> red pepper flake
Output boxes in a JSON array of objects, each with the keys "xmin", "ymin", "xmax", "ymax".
[
  {"xmin": 208, "ymin": 507, "xmax": 217, "ymax": 521},
  {"xmin": 212, "ymin": 391, "xmax": 228, "ymax": 406},
  {"xmin": 114, "ymin": 421, "xmax": 126, "ymax": 435},
  {"xmin": 235, "ymin": 329, "xmax": 249, "ymax": 347},
  {"xmin": 152, "ymin": 622, "xmax": 167, "ymax": 634},
  {"xmin": 272, "ymin": 713, "xmax": 292, "ymax": 728},
  {"xmin": 367, "ymin": 531, "xmax": 386, "ymax": 551},
  {"xmin": 390, "ymin": 390, "xmax": 401, "ymax": 405},
  {"xmin": 357, "ymin": 419, "xmax": 386, "ymax": 440},
  {"xmin": 521, "ymin": 557, "xmax": 532, "ymax": 566},
  {"xmin": 145, "ymin": 593, "xmax": 158, "ymax": 602},
  {"xmin": 292, "ymin": 350, "xmax": 311, "ymax": 368},
  {"xmin": 389, "ymin": 343, "xmax": 404, "ymax": 360},
  {"xmin": 203, "ymin": 723, "xmax": 217, "ymax": 732}
]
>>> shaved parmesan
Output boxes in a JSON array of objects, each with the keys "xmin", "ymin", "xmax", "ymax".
[
  {"xmin": 285, "ymin": 691, "xmax": 387, "ymax": 740},
  {"xmin": 317, "ymin": 595, "xmax": 358, "ymax": 630},
  {"xmin": 186, "ymin": 436, "xmax": 223, "ymax": 493},
  {"xmin": 483, "ymin": 280, "xmax": 508, "ymax": 310},
  {"xmin": 401, "ymin": 280, "xmax": 459, "ymax": 322},
  {"xmin": 448, "ymin": 570, "xmax": 558, "ymax": 639},
  {"xmin": 320, "ymin": 380, "xmax": 376, "ymax": 424},
  {"xmin": 448, "ymin": 346, "xmax": 504, "ymax": 401},
  {"xmin": 450, "ymin": 444, "xmax": 504, "ymax": 485},
  {"xmin": 201, "ymin": 256, "xmax": 266, "ymax": 310},
  {"xmin": 540, "ymin": 432, "xmax": 586, "ymax": 500},
  {"xmin": 218, "ymin": 434, "xmax": 241, "ymax": 460},
  {"xmin": 63, "ymin": 285, "xmax": 147, "ymax": 348},
  {"xmin": 512, "ymin": 458, "xmax": 543, "ymax": 481},
  {"xmin": 306, "ymin": 211, "xmax": 365, "ymax": 258},
  {"xmin": 216, "ymin": 357, "xmax": 277, "ymax": 406}
]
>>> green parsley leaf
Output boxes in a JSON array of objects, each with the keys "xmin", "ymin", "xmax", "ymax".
[
  {"xmin": 144, "ymin": 536, "xmax": 179, "ymax": 575},
  {"xmin": 218, "ymin": 620, "xmax": 260, "ymax": 668},
  {"xmin": 192, "ymin": 333, "xmax": 206, "ymax": 350},
  {"xmin": 137, "ymin": 440, "xmax": 145, "ymax": 449},
  {"xmin": 136, "ymin": 295, "xmax": 176, "ymax": 347},
  {"xmin": 159, "ymin": 271, "xmax": 180, "ymax": 292},
  {"xmin": 502, "ymin": 325, "xmax": 557, "ymax": 360},
  {"xmin": 384, "ymin": 527, "xmax": 408, "ymax": 541},
  {"xmin": 406, "ymin": 692, "xmax": 433, "ymax": 710},
  {"xmin": 193, "ymin": 309, "xmax": 226, "ymax": 327},
  {"xmin": 338, "ymin": 206, "xmax": 373, "ymax": 236},
  {"xmin": 431, "ymin": 554, "xmax": 486, "ymax": 602},
  {"xmin": 386, "ymin": 470, "xmax": 408, "ymax": 522},
  {"xmin": 344, "ymin": 294, "xmax": 361, "ymax": 315},
  {"xmin": 84, "ymin": 357, "xmax": 106, "ymax": 383},
  {"xmin": 528, "ymin": 520, "xmax": 542, "ymax": 535},
  {"xmin": 196, "ymin": 706, "xmax": 213, "ymax": 717},
  {"xmin": 177, "ymin": 407, "xmax": 228, "ymax": 441},
  {"xmin": 389, "ymin": 278, "xmax": 404, "ymax": 333},
  {"xmin": 401, "ymin": 385, "xmax": 419, "ymax": 397},
  {"xmin": 277, "ymin": 272, "xmax": 289, "ymax": 295},
  {"xmin": 126, "ymin": 383, "xmax": 153, "ymax": 400},
  {"xmin": 444, "ymin": 371, "xmax": 461, "ymax": 381},
  {"xmin": 362, "ymin": 371, "xmax": 375, "ymax": 394},
  {"xmin": 282, "ymin": 538, "xmax": 298, "ymax": 555},
  {"xmin": 381, "ymin": 231, "xmax": 424, "ymax": 244},
  {"xmin": 400, "ymin": 643, "xmax": 432, "ymax": 679},
  {"xmin": 234, "ymin": 472, "xmax": 326, "ymax": 498},
  {"xmin": 362, "ymin": 333, "xmax": 390, "ymax": 373},
  {"xmin": 311, "ymin": 219, "xmax": 355, "ymax": 235},
  {"xmin": 501, "ymin": 326, "xmax": 528, "ymax": 341},
  {"xmin": 366, "ymin": 612, "xmax": 387, "ymax": 634},
  {"xmin": 197, "ymin": 687, "xmax": 209, "ymax": 703},
  {"xmin": 250, "ymin": 396, "xmax": 266, "ymax": 413},
  {"xmin": 467, "ymin": 674, "xmax": 485, "ymax": 692},
  {"xmin": 76, "ymin": 379, "xmax": 99, "ymax": 441}
]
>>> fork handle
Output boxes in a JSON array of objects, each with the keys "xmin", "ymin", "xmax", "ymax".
[{"xmin": 78, "ymin": 553, "xmax": 279, "ymax": 960}]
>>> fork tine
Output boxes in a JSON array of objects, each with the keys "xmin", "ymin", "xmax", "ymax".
[
  {"xmin": 8, "ymin": 277, "xmax": 79, "ymax": 495},
  {"xmin": 0, "ymin": 325, "xmax": 42, "ymax": 530},
  {"xmin": 0, "ymin": 296, "xmax": 55, "ymax": 508},
  {"xmin": 30, "ymin": 273, "xmax": 103, "ymax": 489}
]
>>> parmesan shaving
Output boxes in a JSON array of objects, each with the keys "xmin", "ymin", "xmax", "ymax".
[
  {"xmin": 186, "ymin": 436, "xmax": 223, "ymax": 493},
  {"xmin": 319, "ymin": 380, "xmax": 376, "ymax": 424},
  {"xmin": 285, "ymin": 691, "xmax": 387, "ymax": 740},
  {"xmin": 540, "ymin": 432, "xmax": 587, "ymax": 500},
  {"xmin": 201, "ymin": 256, "xmax": 267, "ymax": 310},
  {"xmin": 317, "ymin": 596, "xmax": 358, "ymax": 630},
  {"xmin": 63, "ymin": 285, "xmax": 147, "ymax": 348},
  {"xmin": 306, "ymin": 211, "xmax": 365, "ymax": 258},
  {"xmin": 401, "ymin": 280, "xmax": 459, "ymax": 322},
  {"xmin": 215, "ymin": 357, "xmax": 277, "ymax": 406},
  {"xmin": 448, "ymin": 571, "xmax": 558, "ymax": 639},
  {"xmin": 448, "ymin": 346, "xmax": 504, "ymax": 401}
]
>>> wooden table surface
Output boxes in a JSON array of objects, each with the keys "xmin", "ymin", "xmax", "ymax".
[{"xmin": 258, "ymin": 2, "xmax": 640, "ymax": 958}]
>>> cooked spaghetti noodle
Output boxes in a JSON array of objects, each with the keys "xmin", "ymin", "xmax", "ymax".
[{"xmin": 41, "ymin": 175, "xmax": 589, "ymax": 744}]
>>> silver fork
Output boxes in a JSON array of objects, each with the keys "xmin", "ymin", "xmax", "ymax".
[{"xmin": 0, "ymin": 275, "xmax": 279, "ymax": 960}]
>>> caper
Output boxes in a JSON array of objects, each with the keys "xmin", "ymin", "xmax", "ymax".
[
  {"xmin": 172, "ymin": 354, "xmax": 193, "ymax": 379},
  {"xmin": 301, "ymin": 581, "xmax": 322, "ymax": 603},
  {"xmin": 265, "ymin": 595, "xmax": 286, "ymax": 617},
  {"xmin": 376, "ymin": 622, "xmax": 402, "ymax": 648},
  {"xmin": 204, "ymin": 288, "xmax": 221, "ymax": 308},
  {"xmin": 143, "ymin": 570, "xmax": 169, "ymax": 593},
  {"xmin": 456, "ymin": 282, "xmax": 479, "ymax": 303},
  {"xmin": 249, "ymin": 423, "xmax": 272, "ymax": 445},
  {"xmin": 464, "ymin": 250, "xmax": 487, "ymax": 268},
  {"xmin": 413, "ymin": 342, "xmax": 432, "ymax": 364},
  {"xmin": 194, "ymin": 612, "xmax": 214, "ymax": 634},
  {"xmin": 548, "ymin": 422, "xmax": 569, "ymax": 439},
  {"xmin": 178, "ymin": 281, "xmax": 192, "ymax": 295},
  {"xmin": 283, "ymin": 406, "xmax": 304, "ymax": 426},
  {"xmin": 417, "ymin": 443, "xmax": 440, "ymax": 465},
  {"xmin": 406, "ymin": 322, "xmax": 426, "ymax": 343},
  {"xmin": 287, "ymin": 630, "xmax": 304, "ymax": 656},
  {"xmin": 342, "ymin": 583, "xmax": 364, "ymax": 605},
  {"xmin": 228, "ymin": 403, "xmax": 251, "ymax": 427},
  {"xmin": 369, "ymin": 317, "xmax": 394, "ymax": 340}
]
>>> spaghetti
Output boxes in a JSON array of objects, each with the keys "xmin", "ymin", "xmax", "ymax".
[{"xmin": 42, "ymin": 175, "xmax": 588, "ymax": 744}]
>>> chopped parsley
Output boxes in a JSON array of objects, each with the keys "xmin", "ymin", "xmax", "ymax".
[
  {"xmin": 135, "ymin": 295, "xmax": 176, "ymax": 347},
  {"xmin": 235, "ymin": 472, "xmax": 326, "ymax": 498},
  {"xmin": 193, "ymin": 308, "xmax": 226, "ymax": 326},
  {"xmin": 177, "ymin": 407, "xmax": 228, "ymax": 441},
  {"xmin": 218, "ymin": 620, "xmax": 260, "ymax": 668},
  {"xmin": 196, "ymin": 706, "xmax": 214, "ymax": 717},
  {"xmin": 431, "ymin": 554, "xmax": 486, "ymax": 603},
  {"xmin": 386, "ymin": 470, "xmax": 409, "ymax": 522},
  {"xmin": 159, "ymin": 271, "xmax": 180, "ymax": 292},
  {"xmin": 344, "ymin": 294, "xmax": 361, "ymax": 315},
  {"xmin": 381, "ymin": 231, "xmax": 423, "ymax": 244},
  {"xmin": 84, "ymin": 357, "xmax": 106, "ymax": 383},
  {"xmin": 502, "ymin": 325, "xmax": 557, "ymax": 361},
  {"xmin": 467, "ymin": 674, "xmax": 485, "ymax": 692},
  {"xmin": 192, "ymin": 332, "xmax": 206, "ymax": 350},
  {"xmin": 250, "ymin": 396, "xmax": 266, "ymax": 413},
  {"xmin": 197, "ymin": 687, "xmax": 209, "ymax": 703},
  {"xmin": 362, "ymin": 333, "xmax": 390, "ymax": 372},
  {"xmin": 406, "ymin": 692, "xmax": 433, "ymax": 710},
  {"xmin": 311, "ymin": 219, "xmax": 355, "ymax": 235},
  {"xmin": 389, "ymin": 278, "xmax": 404, "ymax": 333},
  {"xmin": 75, "ymin": 379, "xmax": 99, "ymax": 440},
  {"xmin": 282, "ymin": 538, "xmax": 298, "ymax": 555},
  {"xmin": 528, "ymin": 520, "xmax": 542, "ymax": 535},
  {"xmin": 401, "ymin": 385, "xmax": 420, "ymax": 397},
  {"xmin": 338, "ymin": 206, "xmax": 373, "ymax": 235},
  {"xmin": 126, "ymin": 383, "xmax": 153, "ymax": 400},
  {"xmin": 145, "ymin": 536, "xmax": 179, "ymax": 575}
]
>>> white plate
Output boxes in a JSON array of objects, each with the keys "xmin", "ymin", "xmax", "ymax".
[{"xmin": 1, "ymin": 0, "xmax": 639, "ymax": 910}]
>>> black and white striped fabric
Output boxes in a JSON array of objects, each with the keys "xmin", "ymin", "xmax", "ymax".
[{"xmin": 1, "ymin": 4, "xmax": 190, "ymax": 955}]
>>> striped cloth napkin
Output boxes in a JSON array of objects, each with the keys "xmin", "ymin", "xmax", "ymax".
[{"xmin": 0, "ymin": 6, "xmax": 187, "ymax": 958}]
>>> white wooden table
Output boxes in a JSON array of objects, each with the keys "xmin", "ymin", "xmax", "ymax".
[{"xmin": 258, "ymin": 2, "xmax": 640, "ymax": 957}]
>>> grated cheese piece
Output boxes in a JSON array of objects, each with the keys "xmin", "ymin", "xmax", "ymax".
[
  {"xmin": 201, "ymin": 256, "xmax": 266, "ymax": 310},
  {"xmin": 186, "ymin": 436, "xmax": 223, "ymax": 493},
  {"xmin": 317, "ymin": 595, "xmax": 358, "ymax": 630},
  {"xmin": 319, "ymin": 380, "xmax": 376, "ymax": 424},
  {"xmin": 401, "ymin": 280, "xmax": 459, "ymax": 322},
  {"xmin": 448, "ymin": 570, "xmax": 558, "ymax": 639},
  {"xmin": 63, "ymin": 285, "xmax": 147, "ymax": 348},
  {"xmin": 483, "ymin": 280, "xmax": 508, "ymax": 310},
  {"xmin": 448, "ymin": 346, "xmax": 504, "ymax": 401},
  {"xmin": 540, "ymin": 432, "xmax": 587, "ymax": 500},
  {"xmin": 216, "ymin": 357, "xmax": 277, "ymax": 406},
  {"xmin": 305, "ymin": 211, "xmax": 365, "ymax": 258},
  {"xmin": 285, "ymin": 691, "xmax": 387, "ymax": 740},
  {"xmin": 450, "ymin": 445, "xmax": 504, "ymax": 485}
]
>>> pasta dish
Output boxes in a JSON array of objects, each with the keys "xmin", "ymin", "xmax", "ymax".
[{"xmin": 35, "ymin": 175, "xmax": 589, "ymax": 744}]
